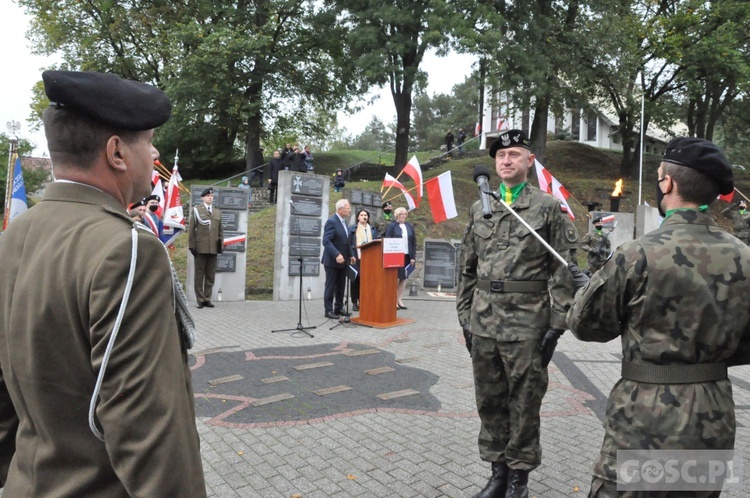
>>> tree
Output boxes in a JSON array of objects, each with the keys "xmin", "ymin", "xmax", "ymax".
[
  {"xmin": 333, "ymin": 0, "xmax": 452, "ymax": 170},
  {"xmin": 20, "ymin": 0, "xmax": 366, "ymax": 176}
]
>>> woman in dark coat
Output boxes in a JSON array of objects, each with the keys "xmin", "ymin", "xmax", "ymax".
[
  {"xmin": 348, "ymin": 209, "xmax": 379, "ymax": 311},
  {"xmin": 384, "ymin": 206, "xmax": 416, "ymax": 309}
]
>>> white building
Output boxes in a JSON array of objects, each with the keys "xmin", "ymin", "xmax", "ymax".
[{"xmin": 479, "ymin": 93, "xmax": 687, "ymax": 155}]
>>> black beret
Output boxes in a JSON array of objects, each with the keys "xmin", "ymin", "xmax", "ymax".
[
  {"xmin": 200, "ymin": 187, "xmax": 214, "ymax": 197},
  {"xmin": 489, "ymin": 129, "xmax": 531, "ymax": 158},
  {"xmin": 42, "ymin": 70, "xmax": 171, "ymax": 131},
  {"xmin": 382, "ymin": 201, "xmax": 392, "ymax": 209},
  {"xmin": 592, "ymin": 217, "xmax": 603, "ymax": 224},
  {"xmin": 145, "ymin": 194, "xmax": 161, "ymax": 202},
  {"xmin": 663, "ymin": 137, "xmax": 733, "ymax": 195},
  {"xmin": 129, "ymin": 199, "xmax": 145, "ymax": 209}
]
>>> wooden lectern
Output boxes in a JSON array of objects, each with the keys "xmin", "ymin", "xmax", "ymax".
[{"xmin": 351, "ymin": 239, "xmax": 414, "ymax": 328}]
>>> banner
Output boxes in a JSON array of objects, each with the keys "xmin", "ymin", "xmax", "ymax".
[
  {"xmin": 4, "ymin": 156, "xmax": 28, "ymax": 229},
  {"xmin": 425, "ymin": 171, "xmax": 458, "ymax": 223}
]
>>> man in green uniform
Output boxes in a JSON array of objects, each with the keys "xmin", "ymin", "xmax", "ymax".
[
  {"xmin": 580, "ymin": 216, "xmax": 611, "ymax": 274},
  {"xmin": 568, "ymin": 137, "xmax": 750, "ymax": 497},
  {"xmin": 189, "ymin": 187, "xmax": 224, "ymax": 308},
  {"xmin": 457, "ymin": 129, "xmax": 578, "ymax": 498},
  {"xmin": 0, "ymin": 71, "xmax": 206, "ymax": 495},
  {"xmin": 721, "ymin": 199, "xmax": 750, "ymax": 245}
]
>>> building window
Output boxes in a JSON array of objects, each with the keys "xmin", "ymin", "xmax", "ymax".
[
  {"xmin": 571, "ymin": 109, "xmax": 580, "ymax": 140},
  {"xmin": 587, "ymin": 111, "xmax": 597, "ymax": 141}
]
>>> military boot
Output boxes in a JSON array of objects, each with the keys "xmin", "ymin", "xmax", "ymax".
[
  {"xmin": 472, "ymin": 461, "xmax": 509, "ymax": 498},
  {"xmin": 504, "ymin": 469, "xmax": 529, "ymax": 498}
]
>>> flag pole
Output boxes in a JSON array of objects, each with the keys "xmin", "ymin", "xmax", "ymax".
[
  {"xmin": 638, "ymin": 82, "xmax": 645, "ymax": 206},
  {"xmin": 4, "ymin": 138, "xmax": 18, "ymax": 230}
]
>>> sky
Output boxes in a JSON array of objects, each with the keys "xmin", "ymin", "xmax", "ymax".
[{"xmin": 1, "ymin": 1, "xmax": 476, "ymax": 157}]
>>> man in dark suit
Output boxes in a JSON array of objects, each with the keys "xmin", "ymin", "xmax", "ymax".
[
  {"xmin": 321, "ymin": 199, "xmax": 356, "ymax": 319},
  {"xmin": 189, "ymin": 187, "xmax": 224, "ymax": 308}
]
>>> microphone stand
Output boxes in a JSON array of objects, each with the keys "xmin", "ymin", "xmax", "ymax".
[{"xmin": 272, "ymin": 201, "xmax": 315, "ymax": 337}]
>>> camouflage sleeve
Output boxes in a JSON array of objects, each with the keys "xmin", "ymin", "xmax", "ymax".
[
  {"xmin": 567, "ymin": 245, "xmax": 638, "ymax": 342},
  {"xmin": 456, "ymin": 205, "xmax": 478, "ymax": 327},
  {"xmin": 547, "ymin": 202, "xmax": 578, "ymax": 330},
  {"xmin": 580, "ymin": 233, "xmax": 592, "ymax": 253},
  {"xmin": 728, "ymin": 321, "xmax": 750, "ymax": 366},
  {"xmin": 603, "ymin": 235, "xmax": 612, "ymax": 256}
]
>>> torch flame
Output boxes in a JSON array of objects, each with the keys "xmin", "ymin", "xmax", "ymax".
[{"xmin": 611, "ymin": 179, "xmax": 623, "ymax": 197}]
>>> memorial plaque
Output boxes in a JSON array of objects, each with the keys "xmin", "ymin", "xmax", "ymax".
[
  {"xmin": 372, "ymin": 192, "xmax": 382, "ymax": 207},
  {"xmin": 290, "ymin": 174, "xmax": 324, "ymax": 196},
  {"xmin": 291, "ymin": 216, "xmax": 322, "ymax": 236},
  {"xmin": 288, "ymin": 237, "xmax": 322, "ymax": 257},
  {"xmin": 288, "ymin": 256, "xmax": 321, "ymax": 276},
  {"xmin": 223, "ymin": 231, "xmax": 246, "ymax": 253},
  {"xmin": 217, "ymin": 189, "xmax": 249, "ymax": 210},
  {"xmin": 362, "ymin": 191, "xmax": 373, "ymax": 207},
  {"xmin": 216, "ymin": 253, "xmax": 236, "ymax": 273},
  {"xmin": 220, "ymin": 211, "xmax": 239, "ymax": 231},
  {"xmin": 350, "ymin": 189, "xmax": 363, "ymax": 205},
  {"xmin": 422, "ymin": 239, "xmax": 457, "ymax": 288},
  {"xmin": 290, "ymin": 196, "xmax": 323, "ymax": 217}
]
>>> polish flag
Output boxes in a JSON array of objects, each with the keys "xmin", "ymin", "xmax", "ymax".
[
  {"xmin": 534, "ymin": 159, "xmax": 575, "ymax": 220},
  {"xmin": 223, "ymin": 234, "xmax": 246, "ymax": 246},
  {"xmin": 425, "ymin": 171, "xmax": 458, "ymax": 223},
  {"xmin": 401, "ymin": 156, "xmax": 423, "ymax": 204},
  {"xmin": 161, "ymin": 163, "xmax": 186, "ymax": 246},
  {"xmin": 149, "ymin": 170, "xmax": 165, "ymax": 218},
  {"xmin": 474, "ymin": 122, "xmax": 481, "ymax": 137},
  {"xmin": 600, "ymin": 214, "xmax": 615, "ymax": 224},
  {"xmin": 382, "ymin": 173, "xmax": 417, "ymax": 211}
]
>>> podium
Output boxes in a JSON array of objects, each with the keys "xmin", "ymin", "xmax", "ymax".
[{"xmin": 351, "ymin": 240, "xmax": 414, "ymax": 328}]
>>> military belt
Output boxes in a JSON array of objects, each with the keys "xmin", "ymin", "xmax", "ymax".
[
  {"xmin": 476, "ymin": 279, "xmax": 547, "ymax": 293},
  {"xmin": 621, "ymin": 361, "xmax": 727, "ymax": 384}
]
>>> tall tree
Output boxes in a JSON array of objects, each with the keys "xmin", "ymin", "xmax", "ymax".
[
  {"xmin": 20, "ymin": 0, "xmax": 365, "ymax": 175},
  {"xmin": 333, "ymin": 0, "xmax": 451, "ymax": 170}
]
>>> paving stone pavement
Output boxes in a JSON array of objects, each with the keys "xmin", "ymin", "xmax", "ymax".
[{"xmin": 188, "ymin": 295, "xmax": 750, "ymax": 498}]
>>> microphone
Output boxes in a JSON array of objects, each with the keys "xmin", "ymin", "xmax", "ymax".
[{"xmin": 473, "ymin": 165, "xmax": 494, "ymax": 219}]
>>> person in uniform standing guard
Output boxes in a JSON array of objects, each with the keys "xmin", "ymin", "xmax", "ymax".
[
  {"xmin": 721, "ymin": 199, "xmax": 750, "ymax": 245},
  {"xmin": 456, "ymin": 129, "xmax": 577, "ymax": 498},
  {"xmin": 580, "ymin": 216, "xmax": 611, "ymax": 275},
  {"xmin": 0, "ymin": 70, "xmax": 206, "ymax": 496},
  {"xmin": 568, "ymin": 137, "xmax": 750, "ymax": 497},
  {"xmin": 189, "ymin": 187, "xmax": 223, "ymax": 308}
]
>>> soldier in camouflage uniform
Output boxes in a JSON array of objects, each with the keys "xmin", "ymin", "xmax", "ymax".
[
  {"xmin": 580, "ymin": 216, "xmax": 611, "ymax": 274},
  {"xmin": 373, "ymin": 200, "xmax": 394, "ymax": 236},
  {"xmin": 567, "ymin": 137, "xmax": 750, "ymax": 497},
  {"xmin": 721, "ymin": 199, "xmax": 750, "ymax": 244},
  {"xmin": 457, "ymin": 130, "xmax": 578, "ymax": 498}
]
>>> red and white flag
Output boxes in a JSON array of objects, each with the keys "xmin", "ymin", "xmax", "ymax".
[
  {"xmin": 718, "ymin": 191, "xmax": 735, "ymax": 203},
  {"xmin": 474, "ymin": 122, "xmax": 481, "ymax": 137},
  {"xmin": 223, "ymin": 234, "xmax": 246, "ymax": 246},
  {"xmin": 401, "ymin": 155, "xmax": 423, "ymax": 205},
  {"xmin": 149, "ymin": 168, "xmax": 165, "ymax": 218},
  {"xmin": 382, "ymin": 173, "xmax": 416, "ymax": 211},
  {"xmin": 600, "ymin": 214, "xmax": 615, "ymax": 224},
  {"xmin": 161, "ymin": 162, "xmax": 186, "ymax": 246},
  {"xmin": 534, "ymin": 159, "xmax": 575, "ymax": 220},
  {"xmin": 425, "ymin": 171, "xmax": 458, "ymax": 223}
]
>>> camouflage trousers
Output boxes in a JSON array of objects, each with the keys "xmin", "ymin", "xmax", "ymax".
[
  {"xmin": 588, "ymin": 477, "xmax": 720, "ymax": 497},
  {"xmin": 471, "ymin": 336, "xmax": 548, "ymax": 470}
]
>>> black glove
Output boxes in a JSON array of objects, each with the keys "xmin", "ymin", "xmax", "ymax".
[
  {"xmin": 189, "ymin": 248, "xmax": 196, "ymax": 257},
  {"xmin": 567, "ymin": 263, "xmax": 590, "ymax": 291},
  {"xmin": 461, "ymin": 324, "xmax": 473, "ymax": 355},
  {"xmin": 539, "ymin": 328, "xmax": 564, "ymax": 368}
]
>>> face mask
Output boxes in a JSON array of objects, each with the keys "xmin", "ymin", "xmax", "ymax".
[
  {"xmin": 656, "ymin": 179, "xmax": 666, "ymax": 217},
  {"xmin": 384, "ymin": 209, "xmax": 392, "ymax": 215},
  {"xmin": 149, "ymin": 204, "xmax": 159, "ymax": 212}
]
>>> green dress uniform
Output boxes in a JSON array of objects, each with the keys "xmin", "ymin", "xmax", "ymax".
[
  {"xmin": 189, "ymin": 203, "xmax": 224, "ymax": 304},
  {"xmin": 456, "ymin": 184, "xmax": 578, "ymax": 470},
  {"xmin": 580, "ymin": 230, "xmax": 611, "ymax": 274},
  {"xmin": 568, "ymin": 210, "xmax": 750, "ymax": 497},
  {"xmin": 0, "ymin": 182, "xmax": 206, "ymax": 496}
]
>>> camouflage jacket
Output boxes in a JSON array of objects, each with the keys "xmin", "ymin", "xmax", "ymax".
[
  {"xmin": 567, "ymin": 210, "xmax": 750, "ymax": 467},
  {"xmin": 580, "ymin": 231, "xmax": 611, "ymax": 267},
  {"xmin": 456, "ymin": 184, "xmax": 578, "ymax": 340}
]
